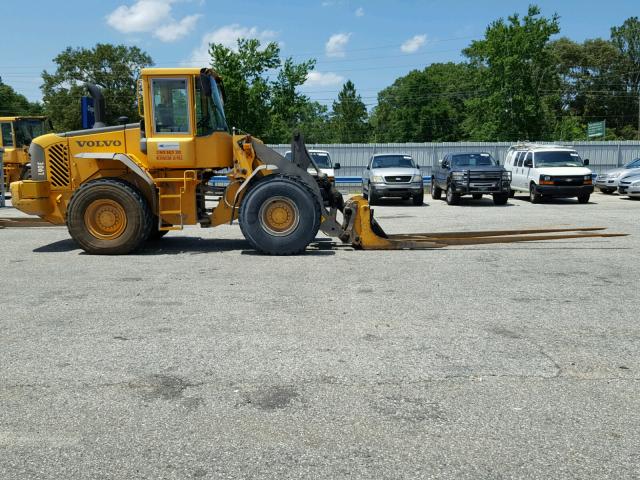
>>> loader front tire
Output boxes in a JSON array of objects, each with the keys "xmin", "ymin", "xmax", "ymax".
[
  {"xmin": 67, "ymin": 178, "xmax": 153, "ymax": 255},
  {"xmin": 239, "ymin": 175, "xmax": 321, "ymax": 255}
]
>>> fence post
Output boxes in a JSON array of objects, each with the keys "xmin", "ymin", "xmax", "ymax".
[
  {"xmin": 0, "ymin": 148, "xmax": 5, "ymax": 208},
  {"xmin": 617, "ymin": 142, "xmax": 622, "ymax": 167}
]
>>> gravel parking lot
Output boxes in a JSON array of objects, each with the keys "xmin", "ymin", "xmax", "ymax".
[{"xmin": 1, "ymin": 192, "xmax": 638, "ymax": 479}]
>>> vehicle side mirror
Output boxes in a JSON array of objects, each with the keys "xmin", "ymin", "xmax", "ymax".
[
  {"xmin": 334, "ymin": 163, "xmax": 341, "ymax": 170},
  {"xmin": 584, "ymin": 158, "xmax": 590, "ymax": 165},
  {"xmin": 496, "ymin": 160, "xmax": 500, "ymax": 165},
  {"xmin": 524, "ymin": 159, "xmax": 533, "ymax": 168},
  {"xmin": 118, "ymin": 116, "xmax": 129, "ymax": 125},
  {"xmin": 438, "ymin": 159, "xmax": 443, "ymax": 166},
  {"xmin": 416, "ymin": 164, "xmax": 420, "ymax": 169},
  {"xmin": 366, "ymin": 165, "xmax": 370, "ymax": 170}
]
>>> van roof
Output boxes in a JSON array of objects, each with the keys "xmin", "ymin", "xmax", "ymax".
[{"xmin": 509, "ymin": 143, "xmax": 576, "ymax": 152}]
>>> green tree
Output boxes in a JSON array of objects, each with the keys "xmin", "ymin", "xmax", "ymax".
[
  {"xmin": 611, "ymin": 17, "xmax": 640, "ymax": 138},
  {"xmin": 0, "ymin": 78, "xmax": 43, "ymax": 116},
  {"xmin": 371, "ymin": 63, "xmax": 472, "ymax": 142},
  {"xmin": 463, "ymin": 5, "xmax": 560, "ymax": 141},
  {"xmin": 330, "ymin": 80, "xmax": 369, "ymax": 143},
  {"xmin": 552, "ymin": 37, "xmax": 627, "ymax": 137},
  {"xmin": 209, "ymin": 38, "xmax": 325, "ymax": 143},
  {"xmin": 41, "ymin": 44, "xmax": 153, "ymax": 131}
]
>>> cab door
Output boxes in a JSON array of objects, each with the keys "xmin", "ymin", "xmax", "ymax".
[{"xmin": 145, "ymin": 76, "xmax": 196, "ymax": 169}]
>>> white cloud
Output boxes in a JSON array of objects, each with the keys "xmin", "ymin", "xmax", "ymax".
[
  {"xmin": 305, "ymin": 71, "xmax": 345, "ymax": 87},
  {"xmin": 355, "ymin": 7, "xmax": 364, "ymax": 17},
  {"xmin": 186, "ymin": 24, "xmax": 279, "ymax": 65},
  {"xmin": 325, "ymin": 33, "xmax": 351, "ymax": 58},
  {"xmin": 155, "ymin": 14, "xmax": 201, "ymax": 42},
  {"xmin": 401, "ymin": 34, "xmax": 427, "ymax": 53},
  {"xmin": 106, "ymin": 0, "xmax": 200, "ymax": 42}
]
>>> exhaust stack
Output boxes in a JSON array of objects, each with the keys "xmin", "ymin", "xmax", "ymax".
[{"xmin": 86, "ymin": 84, "xmax": 106, "ymax": 128}]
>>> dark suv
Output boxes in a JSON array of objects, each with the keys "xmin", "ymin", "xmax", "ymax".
[{"xmin": 431, "ymin": 152, "xmax": 511, "ymax": 205}]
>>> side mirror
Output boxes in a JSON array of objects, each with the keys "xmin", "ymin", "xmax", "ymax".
[
  {"xmin": 584, "ymin": 158, "xmax": 590, "ymax": 166},
  {"xmin": 438, "ymin": 159, "xmax": 443, "ymax": 166},
  {"xmin": 524, "ymin": 159, "xmax": 533, "ymax": 168},
  {"xmin": 366, "ymin": 165, "xmax": 370, "ymax": 170},
  {"xmin": 334, "ymin": 163, "xmax": 341, "ymax": 170},
  {"xmin": 416, "ymin": 164, "xmax": 420, "ymax": 169},
  {"xmin": 118, "ymin": 116, "xmax": 129, "ymax": 125},
  {"xmin": 496, "ymin": 160, "xmax": 500, "ymax": 165}
]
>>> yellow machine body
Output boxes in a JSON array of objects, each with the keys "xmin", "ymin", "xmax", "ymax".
[{"xmin": 0, "ymin": 116, "xmax": 48, "ymax": 188}]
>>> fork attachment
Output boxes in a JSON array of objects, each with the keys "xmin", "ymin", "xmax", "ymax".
[{"xmin": 339, "ymin": 196, "xmax": 627, "ymax": 250}]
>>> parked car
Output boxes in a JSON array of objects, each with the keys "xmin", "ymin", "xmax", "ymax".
[
  {"xmin": 626, "ymin": 178, "xmax": 640, "ymax": 199},
  {"xmin": 284, "ymin": 149, "xmax": 340, "ymax": 184},
  {"xmin": 595, "ymin": 158, "xmax": 640, "ymax": 193},
  {"xmin": 431, "ymin": 152, "xmax": 511, "ymax": 205},
  {"xmin": 617, "ymin": 172, "xmax": 640, "ymax": 196},
  {"xmin": 504, "ymin": 144, "xmax": 594, "ymax": 204},
  {"xmin": 362, "ymin": 153, "xmax": 424, "ymax": 205}
]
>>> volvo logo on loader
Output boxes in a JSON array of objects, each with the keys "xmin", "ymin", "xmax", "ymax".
[{"xmin": 76, "ymin": 140, "xmax": 122, "ymax": 147}]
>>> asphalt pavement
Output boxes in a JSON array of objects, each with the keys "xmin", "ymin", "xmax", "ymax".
[{"xmin": 1, "ymin": 191, "xmax": 638, "ymax": 479}]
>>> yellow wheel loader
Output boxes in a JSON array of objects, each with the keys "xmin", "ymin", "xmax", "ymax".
[
  {"xmin": 7, "ymin": 68, "xmax": 624, "ymax": 254},
  {"xmin": 1, "ymin": 116, "xmax": 48, "ymax": 190}
]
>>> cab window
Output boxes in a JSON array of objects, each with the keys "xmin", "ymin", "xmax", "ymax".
[
  {"xmin": 517, "ymin": 152, "xmax": 526, "ymax": 167},
  {"xmin": 151, "ymin": 79, "xmax": 190, "ymax": 134},
  {"xmin": 1, "ymin": 123, "xmax": 13, "ymax": 147},
  {"xmin": 194, "ymin": 76, "xmax": 228, "ymax": 136}
]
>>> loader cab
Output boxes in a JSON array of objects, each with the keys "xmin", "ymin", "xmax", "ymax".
[{"xmin": 140, "ymin": 68, "xmax": 233, "ymax": 170}]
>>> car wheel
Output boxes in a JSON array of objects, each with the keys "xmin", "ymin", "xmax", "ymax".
[
  {"xmin": 493, "ymin": 192, "xmax": 509, "ymax": 205},
  {"xmin": 446, "ymin": 184, "xmax": 460, "ymax": 205},
  {"xmin": 431, "ymin": 181, "xmax": 442, "ymax": 200},
  {"xmin": 577, "ymin": 193, "xmax": 590, "ymax": 204},
  {"xmin": 368, "ymin": 184, "xmax": 377, "ymax": 206},
  {"xmin": 509, "ymin": 189, "xmax": 515, "ymax": 198},
  {"xmin": 529, "ymin": 184, "xmax": 542, "ymax": 204},
  {"xmin": 412, "ymin": 191, "xmax": 424, "ymax": 206}
]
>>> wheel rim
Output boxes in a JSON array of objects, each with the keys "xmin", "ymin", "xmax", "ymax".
[
  {"xmin": 84, "ymin": 199, "xmax": 127, "ymax": 240},
  {"xmin": 259, "ymin": 196, "xmax": 300, "ymax": 237},
  {"xmin": 447, "ymin": 186, "xmax": 452, "ymax": 202}
]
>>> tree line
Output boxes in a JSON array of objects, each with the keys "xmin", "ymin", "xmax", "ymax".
[{"xmin": 2, "ymin": 5, "xmax": 639, "ymax": 142}]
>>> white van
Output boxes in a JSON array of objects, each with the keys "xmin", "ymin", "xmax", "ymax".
[{"xmin": 504, "ymin": 144, "xmax": 594, "ymax": 203}]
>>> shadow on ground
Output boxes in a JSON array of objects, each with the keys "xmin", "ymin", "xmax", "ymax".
[{"xmin": 33, "ymin": 236, "xmax": 339, "ymax": 256}]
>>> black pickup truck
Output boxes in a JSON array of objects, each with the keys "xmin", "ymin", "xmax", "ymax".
[{"xmin": 431, "ymin": 152, "xmax": 511, "ymax": 205}]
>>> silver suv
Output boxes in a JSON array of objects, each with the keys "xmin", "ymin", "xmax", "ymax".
[{"xmin": 362, "ymin": 153, "xmax": 424, "ymax": 205}]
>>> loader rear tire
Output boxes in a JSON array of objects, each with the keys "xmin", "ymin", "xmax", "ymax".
[
  {"xmin": 239, "ymin": 175, "xmax": 321, "ymax": 255},
  {"xmin": 67, "ymin": 178, "xmax": 153, "ymax": 255}
]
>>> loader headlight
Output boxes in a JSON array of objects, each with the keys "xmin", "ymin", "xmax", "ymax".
[
  {"xmin": 371, "ymin": 175, "xmax": 385, "ymax": 183},
  {"xmin": 412, "ymin": 174, "xmax": 423, "ymax": 183}
]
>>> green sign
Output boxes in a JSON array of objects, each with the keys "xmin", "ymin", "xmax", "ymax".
[{"xmin": 587, "ymin": 120, "xmax": 606, "ymax": 138}]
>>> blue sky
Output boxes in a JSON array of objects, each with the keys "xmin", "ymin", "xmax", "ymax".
[{"xmin": 2, "ymin": 0, "xmax": 639, "ymax": 107}]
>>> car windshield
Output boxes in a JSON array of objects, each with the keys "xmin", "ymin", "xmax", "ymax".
[
  {"xmin": 372, "ymin": 155, "xmax": 415, "ymax": 169},
  {"xmin": 624, "ymin": 158, "xmax": 640, "ymax": 169},
  {"xmin": 535, "ymin": 151, "xmax": 584, "ymax": 167},
  {"xmin": 310, "ymin": 152, "xmax": 332, "ymax": 168},
  {"xmin": 451, "ymin": 153, "xmax": 496, "ymax": 167},
  {"xmin": 14, "ymin": 119, "xmax": 46, "ymax": 146},
  {"xmin": 283, "ymin": 151, "xmax": 332, "ymax": 168}
]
